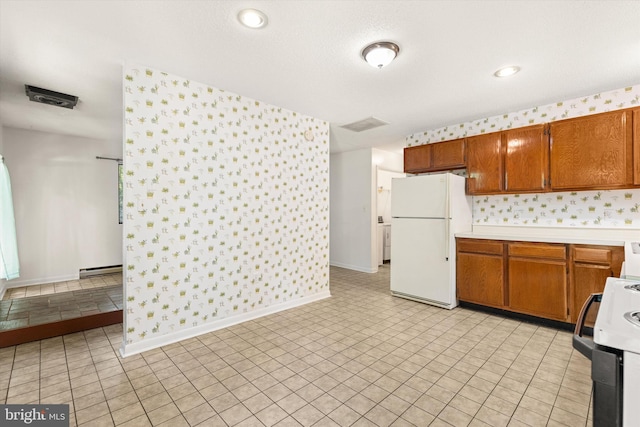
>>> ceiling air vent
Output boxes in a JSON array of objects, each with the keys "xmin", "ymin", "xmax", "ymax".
[
  {"xmin": 340, "ymin": 116, "xmax": 388, "ymax": 132},
  {"xmin": 25, "ymin": 85, "xmax": 78, "ymax": 109}
]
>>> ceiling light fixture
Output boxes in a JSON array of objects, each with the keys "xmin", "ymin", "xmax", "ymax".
[
  {"xmin": 362, "ymin": 42, "xmax": 400, "ymax": 69},
  {"xmin": 237, "ymin": 9, "xmax": 268, "ymax": 29},
  {"xmin": 494, "ymin": 65, "xmax": 521, "ymax": 78}
]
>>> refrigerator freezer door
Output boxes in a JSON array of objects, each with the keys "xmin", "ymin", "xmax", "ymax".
[
  {"xmin": 391, "ymin": 174, "xmax": 448, "ymax": 218},
  {"xmin": 390, "ymin": 218, "xmax": 454, "ymax": 308}
]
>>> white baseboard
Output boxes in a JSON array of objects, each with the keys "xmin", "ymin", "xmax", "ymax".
[
  {"xmin": 119, "ymin": 290, "xmax": 331, "ymax": 358},
  {"xmin": 329, "ymin": 261, "xmax": 377, "ymax": 274}
]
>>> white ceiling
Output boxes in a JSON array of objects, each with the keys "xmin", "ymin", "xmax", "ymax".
[{"xmin": 1, "ymin": 1, "xmax": 639, "ymax": 155}]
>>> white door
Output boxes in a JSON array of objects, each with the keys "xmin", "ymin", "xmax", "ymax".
[
  {"xmin": 391, "ymin": 174, "xmax": 448, "ymax": 218},
  {"xmin": 390, "ymin": 218, "xmax": 452, "ymax": 307}
]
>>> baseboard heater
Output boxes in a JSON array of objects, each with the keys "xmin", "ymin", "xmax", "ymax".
[{"xmin": 79, "ymin": 264, "xmax": 123, "ymax": 278}]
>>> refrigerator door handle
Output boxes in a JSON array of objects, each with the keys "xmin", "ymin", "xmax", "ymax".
[
  {"xmin": 444, "ymin": 176, "xmax": 450, "ymax": 261},
  {"xmin": 444, "ymin": 218, "xmax": 449, "ymax": 261}
]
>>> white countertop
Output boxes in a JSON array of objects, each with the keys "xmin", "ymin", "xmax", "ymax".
[{"xmin": 455, "ymin": 225, "xmax": 640, "ymax": 246}]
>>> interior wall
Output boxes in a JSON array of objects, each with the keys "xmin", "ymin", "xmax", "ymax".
[
  {"xmin": 372, "ymin": 148, "xmax": 403, "ymax": 172},
  {"xmin": 0, "ymin": 125, "xmax": 5, "ymax": 297},
  {"xmin": 122, "ymin": 65, "xmax": 330, "ymax": 356},
  {"xmin": 330, "ymin": 148, "xmax": 377, "ymax": 273},
  {"xmin": 376, "ymin": 169, "xmax": 405, "ymax": 224},
  {"xmin": 2, "ymin": 126, "xmax": 122, "ymax": 287}
]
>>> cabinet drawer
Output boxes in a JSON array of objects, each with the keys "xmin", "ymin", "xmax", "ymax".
[
  {"xmin": 457, "ymin": 239, "xmax": 504, "ymax": 255},
  {"xmin": 572, "ymin": 247, "xmax": 612, "ymax": 264},
  {"xmin": 508, "ymin": 242, "xmax": 566, "ymax": 260}
]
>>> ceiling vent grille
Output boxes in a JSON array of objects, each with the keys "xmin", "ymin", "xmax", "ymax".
[
  {"xmin": 340, "ymin": 116, "xmax": 388, "ymax": 132},
  {"xmin": 25, "ymin": 85, "xmax": 78, "ymax": 109}
]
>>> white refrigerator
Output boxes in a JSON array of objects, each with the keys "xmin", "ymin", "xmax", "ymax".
[{"xmin": 390, "ymin": 173, "xmax": 472, "ymax": 309}]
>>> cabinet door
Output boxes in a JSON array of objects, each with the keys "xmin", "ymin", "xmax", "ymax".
[
  {"xmin": 571, "ymin": 263, "xmax": 611, "ymax": 325},
  {"xmin": 431, "ymin": 139, "xmax": 465, "ymax": 171},
  {"xmin": 634, "ymin": 108, "xmax": 640, "ymax": 185},
  {"xmin": 504, "ymin": 124, "xmax": 548, "ymax": 192},
  {"xmin": 466, "ymin": 132, "xmax": 503, "ymax": 194},
  {"xmin": 569, "ymin": 245, "xmax": 624, "ymax": 324},
  {"xmin": 457, "ymin": 252, "xmax": 505, "ymax": 307},
  {"xmin": 508, "ymin": 257, "xmax": 568, "ymax": 321},
  {"xmin": 404, "ymin": 144, "xmax": 431, "ymax": 173},
  {"xmin": 549, "ymin": 110, "xmax": 633, "ymax": 190}
]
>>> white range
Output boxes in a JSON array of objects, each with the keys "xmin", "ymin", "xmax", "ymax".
[
  {"xmin": 574, "ymin": 276, "xmax": 640, "ymax": 426},
  {"xmin": 594, "ymin": 277, "xmax": 640, "ymax": 426}
]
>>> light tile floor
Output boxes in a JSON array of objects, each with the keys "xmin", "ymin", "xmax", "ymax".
[
  {"xmin": 0, "ymin": 273, "xmax": 123, "ymax": 330},
  {"xmin": 0, "ymin": 266, "xmax": 594, "ymax": 426},
  {"xmin": 3, "ymin": 273, "xmax": 122, "ymax": 300}
]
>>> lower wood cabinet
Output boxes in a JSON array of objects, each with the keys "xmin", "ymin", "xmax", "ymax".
[
  {"xmin": 569, "ymin": 245, "xmax": 624, "ymax": 324},
  {"xmin": 456, "ymin": 238, "xmax": 624, "ymax": 324},
  {"xmin": 457, "ymin": 240, "xmax": 505, "ymax": 308},
  {"xmin": 508, "ymin": 242, "xmax": 568, "ymax": 321}
]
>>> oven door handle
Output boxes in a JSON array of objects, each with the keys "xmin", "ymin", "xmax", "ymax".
[{"xmin": 572, "ymin": 292, "xmax": 602, "ymax": 361}]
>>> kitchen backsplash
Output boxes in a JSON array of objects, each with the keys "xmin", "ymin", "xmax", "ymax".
[
  {"xmin": 407, "ymin": 84, "xmax": 640, "ymax": 229},
  {"xmin": 122, "ymin": 65, "xmax": 330, "ymax": 352},
  {"xmin": 473, "ymin": 189, "xmax": 639, "ymax": 228}
]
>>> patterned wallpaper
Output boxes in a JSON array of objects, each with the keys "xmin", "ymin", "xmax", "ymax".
[
  {"xmin": 122, "ymin": 65, "xmax": 330, "ymax": 351},
  {"xmin": 407, "ymin": 85, "xmax": 640, "ymax": 145},
  {"xmin": 474, "ymin": 190, "xmax": 639, "ymax": 227},
  {"xmin": 407, "ymin": 84, "xmax": 640, "ymax": 228}
]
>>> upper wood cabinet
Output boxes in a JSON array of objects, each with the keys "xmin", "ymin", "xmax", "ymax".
[
  {"xmin": 430, "ymin": 138, "xmax": 466, "ymax": 171},
  {"xmin": 504, "ymin": 125, "xmax": 549, "ymax": 193},
  {"xmin": 403, "ymin": 139, "xmax": 465, "ymax": 174},
  {"xmin": 406, "ymin": 107, "xmax": 639, "ymax": 193},
  {"xmin": 549, "ymin": 109, "xmax": 633, "ymax": 190},
  {"xmin": 466, "ymin": 132, "xmax": 503, "ymax": 194},
  {"xmin": 634, "ymin": 108, "xmax": 640, "ymax": 185},
  {"xmin": 404, "ymin": 144, "xmax": 430, "ymax": 174}
]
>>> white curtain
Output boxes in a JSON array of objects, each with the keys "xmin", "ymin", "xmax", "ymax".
[{"xmin": 0, "ymin": 155, "xmax": 19, "ymax": 280}]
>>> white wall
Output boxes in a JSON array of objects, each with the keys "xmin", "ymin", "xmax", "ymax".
[
  {"xmin": 0, "ymin": 126, "xmax": 5, "ymax": 297},
  {"xmin": 330, "ymin": 148, "xmax": 377, "ymax": 273},
  {"xmin": 2, "ymin": 127, "xmax": 122, "ymax": 287},
  {"xmin": 376, "ymin": 169, "xmax": 405, "ymax": 224},
  {"xmin": 372, "ymin": 148, "xmax": 403, "ymax": 172},
  {"xmin": 330, "ymin": 147, "xmax": 404, "ymax": 273}
]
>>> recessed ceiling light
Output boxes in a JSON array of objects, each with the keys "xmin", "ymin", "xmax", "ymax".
[
  {"xmin": 494, "ymin": 65, "xmax": 521, "ymax": 78},
  {"xmin": 237, "ymin": 9, "xmax": 268, "ymax": 29},
  {"xmin": 362, "ymin": 42, "xmax": 400, "ymax": 69}
]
